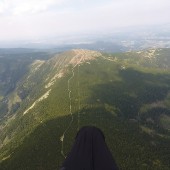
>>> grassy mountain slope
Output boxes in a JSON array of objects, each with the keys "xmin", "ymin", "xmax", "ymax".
[{"xmin": 0, "ymin": 49, "xmax": 170, "ymax": 170}]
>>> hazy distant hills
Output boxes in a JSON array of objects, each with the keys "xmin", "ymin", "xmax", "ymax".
[
  {"xmin": 0, "ymin": 48, "xmax": 170, "ymax": 169},
  {"xmin": 1, "ymin": 25, "xmax": 170, "ymax": 51}
]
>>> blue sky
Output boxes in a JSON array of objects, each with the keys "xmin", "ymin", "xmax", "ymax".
[{"xmin": 0, "ymin": 0, "xmax": 170, "ymax": 41}]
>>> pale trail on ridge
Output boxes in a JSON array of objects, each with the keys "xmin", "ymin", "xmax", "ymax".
[
  {"xmin": 60, "ymin": 50, "xmax": 84, "ymax": 159},
  {"xmin": 60, "ymin": 49, "xmax": 102, "ymax": 158}
]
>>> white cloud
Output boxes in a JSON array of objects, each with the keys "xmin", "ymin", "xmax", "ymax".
[
  {"xmin": 14, "ymin": 0, "xmax": 62, "ymax": 15},
  {"xmin": 0, "ymin": 0, "xmax": 66, "ymax": 15},
  {"xmin": 0, "ymin": 1, "xmax": 8, "ymax": 14},
  {"xmin": 0, "ymin": 0, "xmax": 170, "ymax": 41}
]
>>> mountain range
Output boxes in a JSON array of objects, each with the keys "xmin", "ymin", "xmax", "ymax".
[{"xmin": 0, "ymin": 48, "xmax": 170, "ymax": 170}]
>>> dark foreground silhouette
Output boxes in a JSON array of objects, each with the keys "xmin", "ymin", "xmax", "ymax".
[{"xmin": 60, "ymin": 126, "xmax": 119, "ymax": 170}]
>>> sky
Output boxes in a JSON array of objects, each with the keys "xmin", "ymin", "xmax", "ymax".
[{"xmin": 0, "ymin": 0, "xmax": 170, "ymax": 41}]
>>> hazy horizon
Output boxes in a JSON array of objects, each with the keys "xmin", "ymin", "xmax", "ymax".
[{"xmin": 0, "ymin": 0, "xmax": 170, "ymax": 42}]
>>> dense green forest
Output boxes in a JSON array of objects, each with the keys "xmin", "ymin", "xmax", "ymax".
[{"xmin": 0, "ymin": 49, "xmax": 170, "ymax": 169}]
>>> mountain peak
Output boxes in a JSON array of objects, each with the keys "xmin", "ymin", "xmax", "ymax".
[
  {"xmin": 50, "ymin": 49, "xmax": 102, "ymax": 68},
  {"xmin": 68, "ymin": 49, "xmax": 102, "ymax": 66}
]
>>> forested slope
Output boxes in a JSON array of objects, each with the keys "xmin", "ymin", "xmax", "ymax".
[{"xmin": 0, "ymin": 49, "xmax": 170, "ymax": 170}]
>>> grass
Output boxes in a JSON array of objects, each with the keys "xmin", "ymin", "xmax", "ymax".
[
  {"xmin": 160, "ymin": 114, "xmax": 170, "ymax": 130},
  {"xmin": 0, "ymin": 96, "xmax": 4, "ymax": 101}
]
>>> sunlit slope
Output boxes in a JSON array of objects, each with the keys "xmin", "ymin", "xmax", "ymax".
[{"xmin": 0, "ymin": 49, "xmax": 170, "ymax": 170}]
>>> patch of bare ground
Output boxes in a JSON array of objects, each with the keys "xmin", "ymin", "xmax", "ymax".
[{"xmin": 69, "ymin": 49, "xmax": 102, "ymax": 66}]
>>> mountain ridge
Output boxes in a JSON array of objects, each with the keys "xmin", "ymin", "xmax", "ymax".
[{"xmin": 0, "ymin": 48, "xmax": 170, "ymax": 169}]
